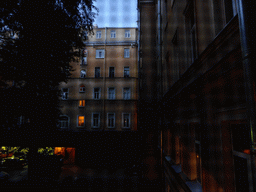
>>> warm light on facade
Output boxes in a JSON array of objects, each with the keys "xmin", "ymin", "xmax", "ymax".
[
  {"xmin": 79, "ymin": 100, "xmax": 85, "ymax": 107},
  {"xmin": 78, "ymin": 116, "xmax": 85, "ymax": 126}
]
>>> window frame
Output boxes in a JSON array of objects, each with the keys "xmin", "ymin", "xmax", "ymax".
[
  {"xmin": 62, "ymin": 88, "xmax": 69, "ymax": 100},
  {"xmin": 77, "ymin": 115, "xmax": 85, "ymax": 127},
  {"xmin": 124, "ymin": 48, "xmax": 130, "ymax": 58},
  {"xmin": 125, "ymin": 30, "xmax": 131, "ymax": 38},
  {"xmin": 81, "ymin": 49, "xmax": 87, "ymax": 65},
  {"xmin": 59, "ymin": 115, "xmax": 69, "ymax": 129},
  {"xmin": 109, "ymin": 67, "xmax": 115, "ymax": 78},
  {"xmin": 93, "ymin": 87, "xmax": 101, "ymax": 100},
  {"xmin": 124, "ymin": 67, "xmax": 130, "ymax": 78},
  {"xmin": 123, "ymin": 87, "xmax": 131, "ymax": 100},
  {"xmin": 110, "ymin": 30, "xmax": 116, "ymax": 38},
  {"xmin": 107, "ymin": 113, "xmax": 115, "ymax": 128},
  {"xmin": 96, "ymin": 31, "xmax": 102, "ymax": 39},
  {"xmin": 79, "ymin": 100, "xmax": 85, "ymax": 107},
  {"xmin": 122, "ymin": 113, "xmax": 131, "ymax": 128},
  {"xmin": 92, "ymin": 113, "xmax": 100, "ymax": 128},
  {"xmin": 79, "ymin": 85, "xmax": 85, "ymax": 93},
  {"xmin": 108, "ymin": 87, "xmax": 115, "ymax": 100},
  {"xmin": 224, "ymin": 0, "xmax": 237, "ymax": 24},
  {"xmin": 96, "ymin": 49, "xmax": 105, "ymax": 58},
  {"xmin": 80, "ymin": 69, "xmax": 86, "ymax": 78},
  {"xmin": 185, "ymin": 0, "xmax": 197, "ymax": 65},
  {"xmin": 95, "ymin": 67, "xmax": 100, "ymax": 78}
]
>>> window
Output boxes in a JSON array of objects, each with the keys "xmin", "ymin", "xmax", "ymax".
[
  {"xmin": 95, "ymin": 67, "xmax": 100, "ymax": 78},
  {"xmin": 94, "ymin": 88, "xmax": 100, "ymax": 99},
  {"xmin": 124, "ymin": 49, "xmax": 130, "ymax": 58},
  {"xmin": 18, "ymin": 115, "xmax": 30, "ymax": 125},
  {"xmin": 123, "ymin": 114, "xmax": 130, "ymax": 128},
  {"xmin": 81, "ymin": 49, "xmax": 87, "ymax": 65},
  {"xmin": 96, "ymin": 49, "xmax": 105, "ymax": 58},
  {"xmin": 107, "ymin": 113, "xmax": 115, "ymax": 128},
  {"xmin": 96, "ymin": 31, "xmax": 101, "ymax": 39},
  {"xmin": 79, "ymin": 85, "xmax": 85, "ymax": 92},
  {"xmin": 109, "ymin": 67, "xmax": 115, "ymax": 78},
  {"xmin": 224, "ymin": 0, "xmax": 237, "ymax": 24},
  {"xmin": 92, "ymin": 113, "xmax": 100, "ymax": 128},
  {"xmin": 125, "ymin": 30, "xmax": 130, "ymax": 38},
  {"xmin": 124, "ymin": 67, "xmax": 130, "ymax": 77},
  {"xmin": 62, "ymin": 88, "xmax": 69, "ymax": 100},
  {"xmin": 78, "ymin": 116, "xmax": 85, "ymax": 127},
  {"xmin": 79, "ymin": 100, "xmax": 85, "ymax": 107},
  {"xmin": 82, "ymin": 31, "xmax": 88, "ymax": 40},
  {"xmin": 185, "ymin": 1, "xmax": 197, "ymax": 64},
  {"xmin": 108, "ymin": 88, "xmax": 115, "ymax": 100},
  {"xmin": 111, "ymin": 30, "xmax": 116, "ymax": 38},
  {"xmin": 80, "ymin": 70, "xmax": 86, "ymax": 78},
  {"xmin": 81, "ymin": 56, "xmax": 87, "ymax": 65},
  {"xmin": 59, "ymin": 115, "xmax": 69, "ymax": 128},
  {"xmin": 123, "ymin": 88, "xmax": 131, "ymax": 100}
]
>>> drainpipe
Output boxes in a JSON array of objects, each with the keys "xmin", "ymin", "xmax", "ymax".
[
  {"xmin": 103, "ymin": 27, "xmax": 107, "ymax": 131},
  {"xmin": 158, "ymin": 0, "xmax": 162, "ymax": 100},
  {"xmin": 236, "ymin": 1, "xmax": 256, "ymax": 191},
  {"xmin": 158, "ymin": 0, "xmax": 164, "ymax": 191}
]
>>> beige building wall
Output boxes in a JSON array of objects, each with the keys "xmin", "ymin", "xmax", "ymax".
[{"xmin": 59, "ymin": 27, "xmax": 138, "ymax": 132}]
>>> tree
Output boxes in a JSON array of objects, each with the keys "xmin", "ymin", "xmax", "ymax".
[
  {"xmin": 0, "ymin": 1, "xmax": 98, "ymax": 182},
  {"xmin": 0, "ymin": 0, "xmax": 98, "ymax": 139}
]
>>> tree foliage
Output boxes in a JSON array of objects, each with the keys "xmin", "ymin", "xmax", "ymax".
[{"xmin": 0, "ymin": 0, "xmax": 98, "ymax": 136}]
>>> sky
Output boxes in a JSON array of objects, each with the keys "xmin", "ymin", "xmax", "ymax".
[{"xmin": 93, "ymin": 0, "xmax": 138, "ymax": 28}]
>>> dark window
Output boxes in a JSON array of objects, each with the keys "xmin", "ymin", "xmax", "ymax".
[
  {"xmin": 231, "ymin": 124, "xmax": 250, "ymax": 153},
  {"xmin": 124, "ymin": 67, "xmax": 130, "ymax": 77},
  {"xmin": 95, "ymin": 67, "xmax": 100, "ymax": 78},
  {"xmin": 92, "ymin": 113, "xmax": 100, "ymax": 128},
  {"xmin": 224, "ymin": 0, "xmax": 234, "ymax": 23},
  {"xmin": 109, "ymin": 67, "xmax": 114, "ymax": 78},
  {"xmin": 94, "ymin": 88, "xmax": 100, "ymax": 99},
  {"xmin": 108, "ymin": 113, "xmax": 115, "ymax": 128}
]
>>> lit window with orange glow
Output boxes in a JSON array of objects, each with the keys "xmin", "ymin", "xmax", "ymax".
[
  {"xmin": 78, "ymin": 116, "xmax": 85, "ymax": 127},
  {"xmin": 79, "ymin": 100, "xmax": 85, "ymax": 107}
]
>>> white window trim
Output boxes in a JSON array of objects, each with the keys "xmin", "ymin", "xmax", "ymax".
[
  {"xmin": 81, "ymin": 56, "xmax": 87, "ymax": 65},
  {"xmin": 77, "ymin": 115, "xmax": 85, "ymax": 127},
  {"xmin": 62, "ymin": 88, "xmax": 69, "ymax": 100},
  {"xmin": 78, "ymin": 100, "xmax": 85, "ymax": 107},
  {"xmin": 92, "ymin": 113, "xmax": 100, "ymax": 128},
  {"xmin": 110, "ymin": 30, "xmax": 116, "ymax": 38},
  {"xmin": 93, "ymin": 87, "xmax": 101, "ymax": 100},
  {"xmin": 107, "ymin": 113, "xmax": 115, "ymax": 128},
  {"xmin": 124, "ymin": 67, "xmax": 130, "ymax": 77},
  {"xmin": 123, "ymin": 87, "xmax": 131, "ymax": 100},
  {"xmin": 108, "ymin": 87, "xmax": 115, "ymax": 100},
  {"xmin": 59, "ymin": 115, "xmax": 69, "ymax": 129},
  {"xmin": 96, "ymin": 49, "xmax": 105, "ymax": 58},
  {"xmin": 124, "ymin": 48, "xmax": 130, "ymax": 58},
  {"xmin": 80, "ymin": 69, "xmax": 86, "ymax": 78},
  {"xmin": 79, "ymin": 85, "xmax": 85, "ymax": 93},
  {"xmin": 96, "ymin": 31, "xmax": 102, "ymax": 39},
  {"xmin": 125, "ymin": 30, "xmax": 131, "ymax": 38},
  {"xmin": 122, "ymin": 113, "xmax": 131, "ymax": 128}
]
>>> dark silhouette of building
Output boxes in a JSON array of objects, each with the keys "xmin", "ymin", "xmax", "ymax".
[{"xmin": 138, "ymin": 0, "xmax": 256, "ymax": 191}]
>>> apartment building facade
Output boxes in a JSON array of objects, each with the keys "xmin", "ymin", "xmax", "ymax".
[
  {"xmin": 59, "ymin": 27, "xmax": 138, "ymax": 132},
  {"xmin": 138, "ymin": 0, "xmax": 256, "ymax": 191}
]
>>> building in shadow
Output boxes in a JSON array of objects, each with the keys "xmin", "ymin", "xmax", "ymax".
[{"xmin": 138, "ymin": 0, "xmax": 256, "ymax": 191}]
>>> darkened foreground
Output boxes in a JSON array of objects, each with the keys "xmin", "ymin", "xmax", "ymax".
[{"xmin": 1, "ymin": 132, "xmax": 163, "ymax": 192}]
